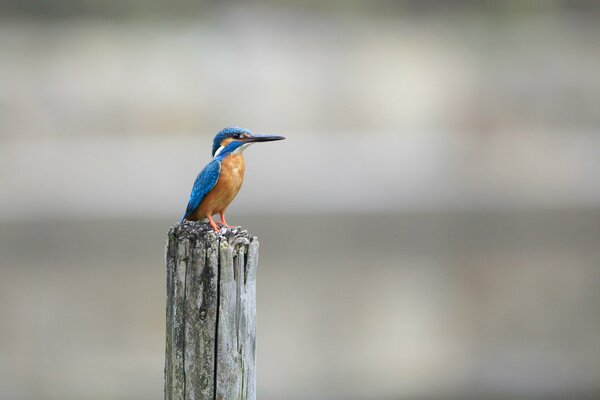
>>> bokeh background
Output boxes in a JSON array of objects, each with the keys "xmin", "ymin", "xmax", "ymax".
[{"xmin": 1, "ymin": 1, "xmax": 599, "ymax": 399}]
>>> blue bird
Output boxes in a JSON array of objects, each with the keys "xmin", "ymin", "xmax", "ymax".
[{"xmin": 181, "ymin": 127, "xmax": 285, "ymax": 231}]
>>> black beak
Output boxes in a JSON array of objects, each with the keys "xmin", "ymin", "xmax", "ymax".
[{"xmin": 244, "ymin": 134, "xmax": 286, "ymax": 143}]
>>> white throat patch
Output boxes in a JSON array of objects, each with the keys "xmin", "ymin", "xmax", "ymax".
[{"xmin": 232, "ymin": 143, "xmax": 252, "ymax": 154}]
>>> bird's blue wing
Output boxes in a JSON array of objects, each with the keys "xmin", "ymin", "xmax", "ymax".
[{"xmin": 181, "ymin": 159, "xmax": 221, "ymax": 221}]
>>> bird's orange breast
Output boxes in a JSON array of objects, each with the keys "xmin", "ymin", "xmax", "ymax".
[{"xmin": 195, "ymin": 154, "xmax": 245, "ymax": 218}]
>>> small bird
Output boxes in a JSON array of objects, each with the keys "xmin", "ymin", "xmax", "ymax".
[{"xmin": 181, "ymin": 127, "xmax": 285, "ymax": 231}]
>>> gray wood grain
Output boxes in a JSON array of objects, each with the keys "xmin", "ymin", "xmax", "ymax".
[{"xmin": 165, "ymin": 222, "xmax": 258, "ymax": 400}]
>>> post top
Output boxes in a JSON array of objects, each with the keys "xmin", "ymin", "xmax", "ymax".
[{"xmin": 169, "ymin": 221, "xmax": 254, "ymax": 242}]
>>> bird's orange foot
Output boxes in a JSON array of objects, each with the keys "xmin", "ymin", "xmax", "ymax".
[{"xmin": 207, "ymin": 216, "xmax": 221, "ymax": 232}]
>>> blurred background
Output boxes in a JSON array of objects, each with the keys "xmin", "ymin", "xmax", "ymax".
[{"xmin": 1, "ymin": 1, "xmax": 599, "ymax": 399}]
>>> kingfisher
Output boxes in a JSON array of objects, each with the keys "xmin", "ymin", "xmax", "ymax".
[{"xmin": 181, "ymin": 127, "xmax": 285, "ymax": 232}]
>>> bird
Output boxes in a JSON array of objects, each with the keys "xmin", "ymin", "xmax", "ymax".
[{"xmin": 181, "ymin": 127, "xmax": 285, "ymax": 232}]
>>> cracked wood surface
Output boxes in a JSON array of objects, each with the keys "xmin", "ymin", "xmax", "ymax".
[{"xmin": 165, "ymin": 221, "xmax": 258, "ymax": 400}]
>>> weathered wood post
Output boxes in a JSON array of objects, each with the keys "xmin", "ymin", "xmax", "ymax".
[{"xmin": 164, "ymin": 221, "xmax": 259, "ymax": 400}]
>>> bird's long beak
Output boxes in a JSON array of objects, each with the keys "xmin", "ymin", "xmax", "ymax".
[{"xmin": 244, "ymin": 134, "xmax": 286, "ymax": 143}]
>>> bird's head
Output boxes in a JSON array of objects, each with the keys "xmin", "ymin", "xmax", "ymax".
[{"xmin": 212, "ymin": 127, "xmax": 285, "ymax": 157}]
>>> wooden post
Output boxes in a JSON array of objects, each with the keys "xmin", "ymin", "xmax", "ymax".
[{"xmin": 164, "ymin": 221, "xmax": 259, "ymax": 400}]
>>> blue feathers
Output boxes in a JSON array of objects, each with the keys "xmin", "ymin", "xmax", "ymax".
[
  {"xmin": 211, "ymin": 127, "xmax": 252, "ymax": 156},
  {"xmin": 182, "ymin": 137, "xmax": 249, "ymax": 221},
  {"xmin": 181, "ymin": 126, "xmax": 284, "ymax": 224},
  {"xmin": 181, "ymin": 159, "xmax": 221, "ymax": 222}
]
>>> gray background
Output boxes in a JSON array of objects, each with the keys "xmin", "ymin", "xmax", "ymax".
[{"xmin": 1, "ymin": 1, "xmax": 599, "ymax": 399}]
